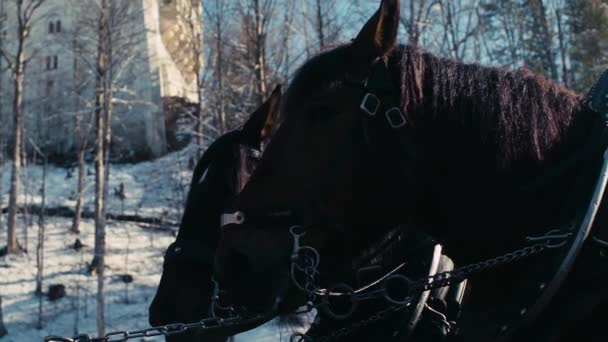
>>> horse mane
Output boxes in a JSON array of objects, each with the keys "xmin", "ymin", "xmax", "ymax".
[{"xmin": 393, "ymin": 45, "xmax": 586, "ymax": 167}]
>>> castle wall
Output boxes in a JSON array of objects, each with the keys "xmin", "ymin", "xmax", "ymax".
[{"xmin": 0, "ymin": 0, "xmax": 201, "ymax": 162}]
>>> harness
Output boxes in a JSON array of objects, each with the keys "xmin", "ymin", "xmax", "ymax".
[
  {"xmin": 221, "ymin": 65, "xmax": 608, "ymax": 342},
  {"xmin": 220, "ymin": 59, "xmax": 464, "ymax": 340},
  {"xmin": 164, "ymin": 132, "xmax": 262, "ymax": 268}
]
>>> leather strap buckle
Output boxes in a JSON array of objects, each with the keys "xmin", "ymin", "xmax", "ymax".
[
  {"xmin": 360, "ymin": 93, "xmax": 381, "ymax": 116},
  {"xmin": 221, "ymin": 211, "xmax": 245, "ymax": 227},
  {"xmin": 385, "ymin": 107, "xmax": 407, "ymax": 129}
]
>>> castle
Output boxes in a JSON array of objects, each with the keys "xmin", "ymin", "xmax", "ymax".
[{"xmin": 0, "ymin": 0, "xmax": 202, "ymax": 161}]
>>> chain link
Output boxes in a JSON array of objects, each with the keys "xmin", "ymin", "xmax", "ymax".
[
  {"xmin": 44, "ymin": 315, "xmax": 263, "ymax": 342},
  {"xmin": 412, "ymin": 243, "xmax": 547, "ymax": 294},
  {"xmin": 288, "ymin": 233, "xmax": 561, "ymax": 341},
  {"xmin": 46, "ymin": 229, "xmax": 565, "ymax": 342}
]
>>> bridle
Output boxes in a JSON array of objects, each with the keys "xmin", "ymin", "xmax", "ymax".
[
  {"xmin": 164, "ymin": 135, "xmax": 262, "ymax": 267},
  {"xmin": 220, "ymin": 57, "xmax": 411, "ymax": 227}
]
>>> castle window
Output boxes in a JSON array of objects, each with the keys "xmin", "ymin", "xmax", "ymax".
[
  {"xmin": 49, "ymin": 22, "xmax": 54, "ymax": 34},
  {"xmin": 46, "ymin": 56, "xmax": 58, "ymax": 70},
  {"xmin": 46, "ymin": 80, "xmax": 54, "ymax": 95},
  {"xmin": 56, "ymin": 20, "xmax": 61, "ymax": 33}
]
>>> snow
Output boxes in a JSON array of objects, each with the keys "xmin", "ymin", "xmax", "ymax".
[{"xmin": 0, "ymin": 146, "xmax": 313, "ymax": 341}]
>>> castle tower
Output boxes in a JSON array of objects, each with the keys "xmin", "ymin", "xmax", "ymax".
[{"xmin": 0, "ymin": 0, "xmax": 202, "ymax": 161}]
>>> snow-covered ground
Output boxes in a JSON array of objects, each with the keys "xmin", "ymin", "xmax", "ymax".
[
  {"xmin": 0, "ymin": 146, "xmax": 313, "ymax": 341},
  {"xmin": 0, "ymin": 144, "xmax": 201, "ymax": 224}
]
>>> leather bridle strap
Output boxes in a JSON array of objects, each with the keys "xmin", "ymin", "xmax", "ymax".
[{"xmin": 221, "ymin": 202, "xmax": 344, "ymax": 231}]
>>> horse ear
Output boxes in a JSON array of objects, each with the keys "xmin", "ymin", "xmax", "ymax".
[
  {"xmin": 242, "ymin": 85, "xmax": 281, "ymax": 148},
  {"xmin": 354, "ymin": 0, "xmax": 401, "ymax": 62}
]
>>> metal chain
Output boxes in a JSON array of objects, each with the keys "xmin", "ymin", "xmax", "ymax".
[
  {"xmin": 290, "ymin": 304, "xmax": 407, "ymax": 342},
  {"xmin": 44, "ymin": 315, "xmax": 264, "ymax": 342},
  {"xmin": 45, "ymin": 229, "xmax": 567, "ymax": 342},
  {"xmin": 288, "ymin": 229, "xmax": 567, "ymax": 341},
  {"xmin": 412, "ymin": 243, "xmax": 548, "ymax": 293}
]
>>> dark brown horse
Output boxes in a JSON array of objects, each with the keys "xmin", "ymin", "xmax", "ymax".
[
  {"xmin": 148, "ymin": 86, "xmax": 281, "ymax": 342},
  {"xmin": 214, "ymin": 0, "xmax": 608, "ymax": 341}
]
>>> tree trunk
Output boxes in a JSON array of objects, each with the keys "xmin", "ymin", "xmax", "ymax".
[
  {"xmin": 0, "ymin": 295, "xmax": 7, "ymax": 337},
  {"xmin": 526, "ymin": 0, "xmax": 558, "ymax": 79},
  {"xmin": 405, "ymin": 0, "xmax": 427, "ymax": 47},
  {"xmin": 71, "ymin": 130, "xmax": 86, "ymax": 234},
  {"xmin": 93, "ymin": 0, "xmax": 109, "ymax": 335},
  {"xmin": 21, "ymin": 135, "xmax": 29, "ymax": 253},
  {"xmin": 192, "ymin": 2, "xmax": 205, "ymax": 151},
  {"xmin": 6, "ymin": 29, "xmax": 26, "ymax": 255},
  {"xmin": 253, "ymin": 0, "xmax": 267, "ymax": 105},
  {"xmin": 556, "ymin": 8, "xmax": 569, "ymax": 86},
  {"xmin": 0, "ymin": 3, "xmax": 4, "ymax": 233},
  {"xmin": 36, "ymin": 157, "xmax": 47, "ymax": 330},
  {"xmin": 315, "ymin": 0, "xmax": 324, "ymax": 51},
  {"xmin": 215, "ymin": 6, "xmax": 226, "ymax": 134},
  {"xmin": 0, "ymin": 140, "xmax": 4, "ymax": 232}
]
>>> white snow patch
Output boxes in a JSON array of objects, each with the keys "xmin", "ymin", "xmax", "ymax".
[{"xmin": 0, "ymin": 145, "xmax": 312, "ymax": 341}]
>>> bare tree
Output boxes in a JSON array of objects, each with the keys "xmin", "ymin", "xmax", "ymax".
[
  {"xmin": 0, "ymin": 293, "xmax": 7, "ymax": 337},
  {"xmin": 21, "ymin": 136, "xmax": 29, "ymax": 253},
  {"xmin": 70, "ymin": 28, "xmax": 95, "ymax": 234},
  {"xmin": 521, "ymin": 0, "xmax": 558, "ymax": 79},
  {"xmin": 0, "ymin": 2, "xmax": 6, "ymax": 197},
  {"xmin": 276, "ymin": 0, "xmax": 295, "ymax": 84},
  {"xmin": 204, "ymin": 0, "xmax": 229, "ymax": 133},
  {"xmin": 92, "ymin": 0, "xmax": 110, "ymax": 334},
  {"xmin": 0, "ymin": 1, "xmax": 4, "ymax": 228},
  {"xmin": 555, "ymin": 7, "xmax": 569, "ymax": 86},
  {"xmin": 76, "ymin": 0, "xmax": 145, "ymax": 334},
  {"xmin": 308, "ymin": 0, "xmax": 342, "ymax": 51},
  {"xmin": 0, "ymin": 0, "xmax": 47, "ymax": 255},
  {"xmin": 71, "ymin": 106, "xmax": 93, "ymax": 234},
  {"xmin": 169, "ymin": 0, "xmax": 205, "ymax": 153},
  {"xmin": 0, "ymin": 139, "xmax": 4, "ymax": 231},
  {"xmin": 239, "ymin": 0, "xmax": 276, "ymax": 105},
  {"xmin": 566, "ymin": 0, "xmax": 608, "ymax": 91},
  {"xmin": 479, "ymin": 1, "xmax": 526, "ymax": 67},
  {"xmin": 401, "ymin": 0, "xmax": 434, "ymax": 46},
  {"xmin": 434, "ymin": 0, "xmax": 480, "ymax": 61},
  {"xmin": 33, "ymin": 143, "xmax": 47, "ymax": 330}
]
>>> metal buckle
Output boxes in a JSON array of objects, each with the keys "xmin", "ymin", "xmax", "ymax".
[
  {"xmin": 385, "ymin": 107, "xmax": 407, "ymax": 129},
  {"xmin": 360, "ymin": 93, "xmax": 381, "ymax": 116},
  {"xmin": 221, "ymin": 211, "xmax": 245, "ymax": 227}
]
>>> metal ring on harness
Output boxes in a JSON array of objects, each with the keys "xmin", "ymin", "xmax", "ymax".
[
  {"xmin": 321, "ymin": 283, "xmax": 359, "ymax": 320},
  {"xmin": 382, "ymin": 274, "xmax": 414, "ymax": 305}
]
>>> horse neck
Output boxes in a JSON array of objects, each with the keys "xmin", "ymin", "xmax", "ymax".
[
  {"xmin": 400, "ymin": 53, "xmax": 597, "ymax": 259},
  {"xmin": 403, "ymin": 46, "xmax": 595, "ymax": 180}
]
